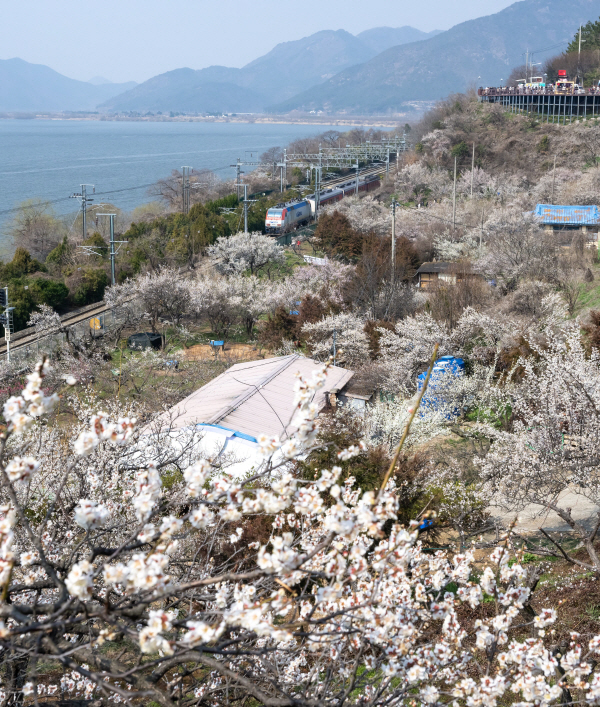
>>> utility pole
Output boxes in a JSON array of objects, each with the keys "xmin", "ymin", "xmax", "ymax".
[
  {"xmin": 386, "ymin": 147, "xmax": 390, "ymax": 178},
  {"xmin": 452, "ymin": 156, "xmax": 457, "ymax": 229},
  {"xmin": 242, "ymin": 186, "xmax": 256, "ymax": 233},
  {"xmin": 355, "ymin": 161, "xmax": 360, "ymax": 196},
  {"xmin": 579, "ymin": 24, "xmax": 583, "ymax": 85},
  {"xmin": 108, "ymin": 214, "xmax": 116, "ymax": 286},
  {"xmin": 332, "ymin": 328, "xmax": 337, "ymax": 366},
  {"xmin": 471, "ymin": 143, "xmax": 475, "ymax": 198},
  {"xmin": 391, "ymin": 199, "xmax": 397, "ymax": 291},
  {"xmin": 235, "ymin": 160, "xmax": 242, "ymax": 199},
  {"xmin": 525, "ymin": 49, "xmax": 529, "ymax": 82},
  {"xmin": 182, "ymin": 166, "xmax": 192, "ymax": 214},
  {"xmin": 551, "ymin": 155, "xmax": 557, "ymax": 204},
  {"xmin": 70, "ymin": 184, "xmax": 94, "ymax": 240}
]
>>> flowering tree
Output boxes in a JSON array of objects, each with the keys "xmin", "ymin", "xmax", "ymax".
[
  {"xmin": 480, "ymin": 326, "xmax": 600, "ymax": 569},
  {"xmin": 395, "ymin": 162, "xmax": 452, "ymax": 203},
  {"xmin": 481, "ymin": 210, "xmax": 556, "ymax": 288},
  {"xmin": 302, "ymin": 312, "xmax": 370, "ymax": 367},
  {"xmin": 106, "ymin": 269, "xmax": 191, "ymax": 334},
  {"xmin": 208, "ymin": 232, "xmax": 285, "ymax": 277},
  {"xmin": 0, "ymin": 359, "xmax": 600, "ymax": 707},
  {"xmin": 321, "ymin": 196, "xmax": 392, "ymax": 237}
]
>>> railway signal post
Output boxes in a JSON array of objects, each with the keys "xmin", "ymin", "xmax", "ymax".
[{"xmin": 0, "ymin": 288, "xmax": 14, "ymax": 363}]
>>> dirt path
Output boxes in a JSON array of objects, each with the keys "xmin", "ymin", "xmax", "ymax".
[
  {"xmin": 489, "ymin": 488, "xmax": 599, "ymax": 534},
  {"xmin": 183, "ymin": 343, "xmax": 266, "ymax": 363}
]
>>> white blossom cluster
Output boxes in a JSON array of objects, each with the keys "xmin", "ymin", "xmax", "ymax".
[{"xmin": 0, "ymin": 358, "xmax": 599, "ymax": 707}]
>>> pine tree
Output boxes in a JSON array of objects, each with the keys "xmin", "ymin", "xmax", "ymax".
[{"xmin": 567, "ymin": 17, "xmax": 600, "ymax": 53}]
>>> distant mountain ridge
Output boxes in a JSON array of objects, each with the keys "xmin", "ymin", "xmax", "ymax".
[
  {"xmin": 356, "ymin": 27, "xmax": 442, "ymax": 53},
  {"xmin": 271, "ymin": 0, "xmax": 600, "ymax": 114},
  {"xmin": 0, "ymin": 58, "xmax": 136, "ymax": 112},
  {"xmin": 99, "ymin": 26, "xmax": 439, "ymax": 114}
]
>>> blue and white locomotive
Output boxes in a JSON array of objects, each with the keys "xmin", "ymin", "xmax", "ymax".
[
  {"xmin": 265, "ymin": 175, "xmax": 381, "ymax": 234},
  {"xmin": 265, "ymin": 199, "xmax": 311, "ymax": 234}
]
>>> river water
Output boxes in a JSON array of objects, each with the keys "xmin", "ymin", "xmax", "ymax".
[{"xmin": 0, "ymin": 119, "xmax": 345, "ymax": 257}]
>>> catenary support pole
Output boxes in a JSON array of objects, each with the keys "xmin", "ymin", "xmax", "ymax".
[
  {"xmin": 109, "ymin": 214, "xmax": 116, "ymax": 286},
  {"xmin": 391, "ymin": 199, "xmax": 396, "ymax": 291},
  {"xmin": 243, "ymin": 185, "xmax": 249, "ymax": 234},
  {"xmin": 471, "ymin": 143, "xmax": 475, "ymax": 198},
  {"xmin": 452, "ymin": 156, "xmax": 457, "ymax": 229},
  {"xmin": 82, "ymin": 184, "xmax": 87, "ymax": 240}
]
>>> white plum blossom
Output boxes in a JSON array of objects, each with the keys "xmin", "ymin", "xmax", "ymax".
[
  {"xmin": 5, "ymin": 456, "xmax": 40, "ymax": 484},
  {"xmin": 74, "ymin": 499, "xmax": 110, "ymax": 530},
  {"xmin": 65, "ymin": 560, "xmax": 94, "ymax": 601}
]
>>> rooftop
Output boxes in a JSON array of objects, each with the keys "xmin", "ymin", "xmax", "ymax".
[
  {"xmin": 535, "ymin": 204, "xmax": 600, "ymax": 225},
  {"xmin": 158, "ymin": 355, "xmax": 354, "ymax": 441},
  {"xmin": 416, "ymin": 261, "xmax": 452, "ymax": 274}
]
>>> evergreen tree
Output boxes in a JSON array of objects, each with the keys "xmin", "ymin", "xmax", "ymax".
[{"xmin": 567, "ymin": 17, "xmax": 600, "ymax": 53}]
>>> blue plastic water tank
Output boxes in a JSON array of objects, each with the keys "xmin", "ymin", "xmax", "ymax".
[{"xmin": 417, "ymin": 356, "xmax": 465, "ymax": 419}]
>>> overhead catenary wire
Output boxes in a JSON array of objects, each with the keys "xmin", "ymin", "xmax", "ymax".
[{"xmin": 0, "ymin": 164, "xmax": 236, "ymax": 218}]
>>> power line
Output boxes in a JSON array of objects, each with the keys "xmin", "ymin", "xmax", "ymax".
[{"xmin": 0, "ymin": 165, "xmax": 235, "ymax": 218}]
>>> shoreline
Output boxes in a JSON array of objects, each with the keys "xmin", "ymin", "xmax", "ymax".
[{"xmin": 0, "ymin": 113, "xmax": 417, "ymax": 128}]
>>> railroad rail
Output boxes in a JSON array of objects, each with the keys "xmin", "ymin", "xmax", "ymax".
[{"xmin": 0, "ymin": 166, "xmax": 387, "ymax": 358}]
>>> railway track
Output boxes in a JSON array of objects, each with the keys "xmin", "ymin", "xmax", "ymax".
[
  {"xmin": 0, "ymin": 301, "xmax": 117, "ymax": 356},
  {"xmin": 321, "ymin": 165, "xmax": 387, "ymax": 190},
  {"xmin": 1, "ymin": 163, "xmax": 389, "ymax": 358}
]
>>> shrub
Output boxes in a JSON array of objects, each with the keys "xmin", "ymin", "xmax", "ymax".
[
  {"xmin": 259, "ymin": 306, "xmax": 298, "ymax": 350},
  {"xmin": 68, "ymin": 268, "xmax": 109, "ymax": 306}
]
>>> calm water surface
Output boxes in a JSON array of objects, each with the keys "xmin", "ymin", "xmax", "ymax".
[{"xmin": 0, "ymin": 119, "xmax": 344, "ymax": 254}]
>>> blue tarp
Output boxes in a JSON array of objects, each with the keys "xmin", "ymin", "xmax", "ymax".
[
  {"xmin": 417, "ymin": 356, "xmax": 466, "ymax": 420},
  {"xmin": 534, "ymin": 204, "xmax": 600, "ymax": 225}
]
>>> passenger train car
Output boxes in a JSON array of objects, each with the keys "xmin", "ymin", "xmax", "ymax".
[{"xmin": 265, "ymin": 174, "xmax": 381, "ymax": 234}]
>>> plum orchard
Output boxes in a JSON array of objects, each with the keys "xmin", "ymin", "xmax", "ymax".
[{"xmin": 0, "ymin": 361, "xmax": 597, "ymax": 706}]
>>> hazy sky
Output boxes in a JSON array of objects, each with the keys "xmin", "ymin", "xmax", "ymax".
[{"xmin": 0, "ymin": 0, "xmax": 516, "ymax": 84}]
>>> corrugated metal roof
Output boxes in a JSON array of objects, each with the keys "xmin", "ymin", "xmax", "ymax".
[
  {"xmin": 535, "ymin": 204, "xmax": 600, "ymax": 225},
  {"xmin": 158, "ymin": 355, "xmax": 354, "ymax": 439},
  {"xmin": 417, "ymin": 262, "xmax": 451, "ymax": 274}
]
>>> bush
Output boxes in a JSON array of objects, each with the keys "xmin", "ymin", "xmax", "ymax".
[
  {"xmin": 29, "ymin": 278, "xmax": 69, "ymax": 310},
  {"xmin": 258, "ymin": 306, "xmax": 298, "ymax": 350},
  {"xmin": 68, "ymin": 268, "xmax": 109, "ymax": 306},
  {"xmin": 2, "ymin": 247, "xmax": 46, "ymax": 279},
  {"xmin": 46, "ymin": 237, "xmax": 72, "ymax": 267}
]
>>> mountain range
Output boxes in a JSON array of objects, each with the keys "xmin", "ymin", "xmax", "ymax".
[
  {"xmin": 272, "ymin": 0, "xmax": 600, "ymax": 114},
  {"xmin": 98, "ymin": 27, "xmax": 441, "ymax": 114},
  {"xmin": 4, "ymin": 0, "xmax": 600, "ymax": 116},
  {"xmin": 0, "ymin": 58, "xmax": 136, "ymax": 112}
]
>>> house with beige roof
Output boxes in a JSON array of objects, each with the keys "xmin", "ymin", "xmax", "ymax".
[{"xmin": 153, "ymin": 355, "xmax": 354, "ymax": 476}]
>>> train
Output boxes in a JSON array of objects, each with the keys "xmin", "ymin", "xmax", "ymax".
[{"xmin": 265, "ymin": 174, "xmax": 381, "ymax": 234}]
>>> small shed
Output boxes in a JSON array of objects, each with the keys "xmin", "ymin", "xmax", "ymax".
[
  {"xmin": 535, "ymin": 204, "xmax": 600, "ymax": 234},
  {"xmin": 415, "ymin": 262, "xmax": 453, "ymax": 289},
  {"xmin": 127, "ymin": 332, "xmax": 162, "ymax": 350},
  {"xmin": 415, "ymin": 262, "xmax": 485, "ymax": 289},
  {"xmin": 338, "ymin": 380, "xmax": 375, "ymax": 412}
]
